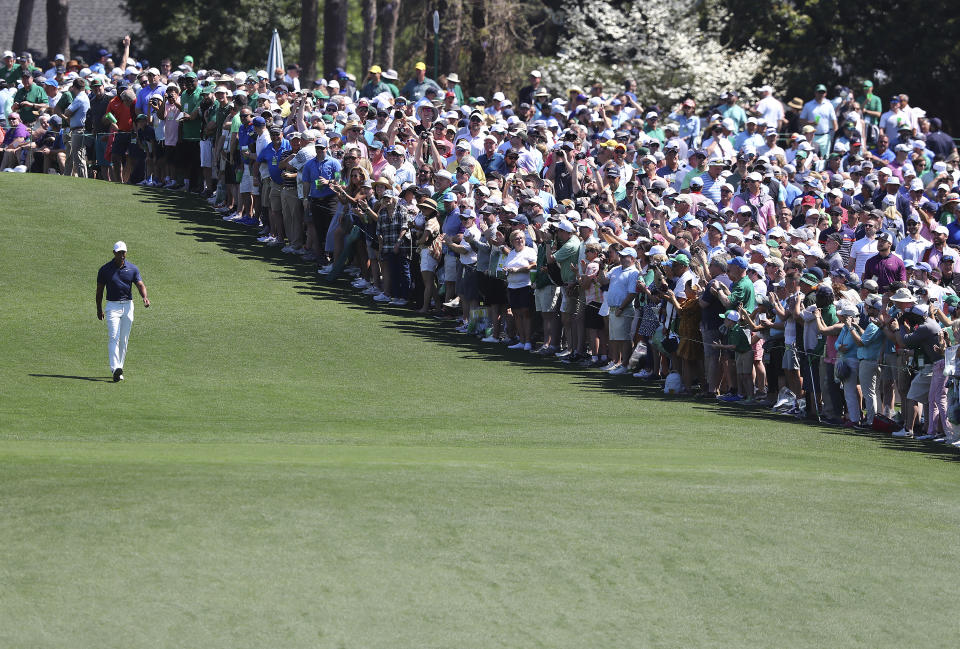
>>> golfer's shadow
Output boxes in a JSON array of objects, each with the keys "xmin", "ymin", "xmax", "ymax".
[{"xmin": 29, "ymin": 373, "xmax": 114, "ymax": 382}]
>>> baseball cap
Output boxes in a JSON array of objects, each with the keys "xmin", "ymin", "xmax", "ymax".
[{"xmin": 113, "ymin": 241, "xmax": 127, "ymax": 252}]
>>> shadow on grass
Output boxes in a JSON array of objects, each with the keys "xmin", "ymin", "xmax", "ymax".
[
  {"xmin": 29, "ymin": 374, "xmax": 114, "ymax": 382},
  {"xmin": 136, "ymin": 187, "xmax": 960, "ymax": 464}
]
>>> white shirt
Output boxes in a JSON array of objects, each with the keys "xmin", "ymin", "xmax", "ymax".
[
  {"xmin": 503, "ymin": 245, "xmax": 537, "ymax": 288},
  {"xmin": 850, "ymin": 237, "xmax": 879, "ymax": 276},
  {"xmin": 458, "ymin": 225, "xmax": 482, "ymax": 264},
  {"xmin": 895, "ymin": 234, "xmax": 932, "ymax": 265},
  {"xmin": 799, "ymin": 99, "xmax": 837, "ymax": 135},
  {"xmin": 756, "ymin": 95, "xmax": 784, "ymax": 126},
  {"xmin": 879, "ymin": 110, "xmax": 907, "ymax": 142}
]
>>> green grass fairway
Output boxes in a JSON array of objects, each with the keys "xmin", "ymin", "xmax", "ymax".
[{"xmin": 2, "ymin": 174, "xmax": 960, "ymax": 648}]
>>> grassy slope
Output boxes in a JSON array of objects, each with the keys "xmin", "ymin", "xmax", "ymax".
[{"xmin": 0, "ymin": 175, "xmax": 958, "ymax": 648}]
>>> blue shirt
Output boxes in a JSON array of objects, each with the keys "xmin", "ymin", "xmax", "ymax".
[
  {"xmin": 257, "ymin": 139, "xmax": 291, "ymax": 184},
  {"xmin": 66, "ymin": 91, "xmax": 90, "ymax": 129},
  {"xmin": 301, "ymin": 155, "xmax": 342, "ymax": 198},
  {"xmin": 856, "ymin": 322, "xmax": 885, "ymax": 361},
  {"xmin": 97, "ymin": 260, "xmax": 142, "ymax": 301},
  {"xmin": 606, "ymin": 265, "xmax": 640, "ymax": 306},
  {"xmin": 237, "ymin": 123, "xmax": 256, "ymax": 167},
  {"xmin": 699, "ymin": 172, "xmax": 724, "ymax": 203}
]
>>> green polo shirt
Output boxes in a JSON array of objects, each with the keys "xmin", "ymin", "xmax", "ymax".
[
  {"xmin": 1, "ymin": 64, "xmax": 21, "ymax": 85},
  {"xmin": 856, "ymin": 93, "xmax": 882, "ymax": 125},
  {"xmin": 13, "ymin": 83, "xmax": 48, "ymax": 124},
  {"xmin": 56, "ymin": 91, "xmax": 74, "ymax": 114},
  {"xmin": 179, "ymin": 86, "xmax": 203, "ymax": 141},
  {"xmin": 728, "ymin": 275, "xmax": 756, "ymax": 313}
]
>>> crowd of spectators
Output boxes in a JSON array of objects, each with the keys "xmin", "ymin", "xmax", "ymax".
[{"xmin": 4, "ymin": 42, "xmax": 960, "ymax": 442}]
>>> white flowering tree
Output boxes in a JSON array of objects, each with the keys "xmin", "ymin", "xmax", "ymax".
[{"xmin": 540, "ymin": 0, "xmax": 777, "ymax": 108}]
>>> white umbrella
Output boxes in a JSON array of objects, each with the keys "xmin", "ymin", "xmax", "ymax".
[{"xmin": 267, "ymin": 29, "xmax": 284, "ymax": 82}]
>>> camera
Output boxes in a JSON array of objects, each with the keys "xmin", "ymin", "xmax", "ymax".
[
  {"xmin": 394, "ymin": 110, "xmax": 405, "ymax": 120},
  {"xmin": 575, "ymin": 152, "xmax": 587, "ymax": 160}
]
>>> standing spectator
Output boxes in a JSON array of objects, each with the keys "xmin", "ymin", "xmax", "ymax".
[
  {"xmin": 105, "ymin": 88, "xmax": 137, "ymax": 183},
  {"xmin": 401, "ymin": 62, "xmax": 441, "ymax": 101},
  {"xmin": 856, "ymin": 80, "xmax": 882, "ymax": 130},
  {"xmin": 753, "ymin": 86, "xmax": 785, "ymax": 131},
  {"xmin": 799, "ymin": 84, "xmax": 838, "ymax": 158},
  {"xmin": 63, "ymin": 78, "xmax": 90, "ymax": 177}
]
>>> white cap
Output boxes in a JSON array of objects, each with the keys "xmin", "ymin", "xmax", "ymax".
[
  {"xmin": 492, "ymin": 91, "xmax": 505, "ymax": 102},
  {"xmin": 113, "ymin": 241, "xmax": 127, "ymax": 252}
]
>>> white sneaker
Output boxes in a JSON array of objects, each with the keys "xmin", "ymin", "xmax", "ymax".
[
  {"xmin": 373, "ymin": 293, "xmax": 391, "ymax": 302},
  {"xmin": 281, "ymin": 245, "xmax": 295, "ymax": 253},
  {"xmin": 892, "ymin": 429, "xmax": 914, "ymax": 438},
  {"xmin": 599, "ymin": 361, "xmax": 618, "ymax": 371},
  {"xmin": 163, "ymin": 180, "xmax": 176, "ymax": 188},
  {"xmin": 507, "ymin": 342, "xmax": 525, "ymax": 349},
  {"xmin": 320, "ymin": 264, "xmax": 334, "ymax": 273},
  {"xmin": 555, "ymin": 349, "xmax": 572, "ymax": 358},
  {"xmin": 256, "ymin": 235, "xmax": 271, "ymax": 242},
  {"xmin": 363, "ymin": 286, "xmax": 380, "ymax": 295},
  {"xmin": 915, "ymin": 434, "xmax": 935, "ymax": 441},
  {"xmin": 522, "ymin": 342, "xmax": 532, "ymax": 351},
  {"xmin": 633, "ymin": 369, "xmax": 653, "ymax": 378},
  {"xmin": 608, "ymin": 365, "xmax": 627, "ymax": 375},
  {"xmin": 480, "ymin": 336, "xmax": 499, "ymax": 343},
  {"xmin": 389, "ymin": 298, "xmax": 407, "ymax": 306},
  {"xmin": 443, "ymin": 297, "xmax": 461, "ymax": 308},
  {"xmin": 352, "ymin": 279, "xmax": 369, "ymax": 288},
  {"xmin": 292, "ymin": 248, "xmax": 306, "ymax": 255},
  {"xmin": 136, "ymin": 179, "xmax": 149, "ymax": 186}
]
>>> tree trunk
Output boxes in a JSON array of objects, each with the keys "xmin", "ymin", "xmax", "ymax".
[
  {"xmin": 322, "ymin": 0, "xmax": 348, "ymax": 80},
  {"xmin": 437, "ymin": 0, "xmax": 463, "ymax": 81},
  {"xmin": 378, "ymin": 0, "xmax": 400, "ymax": 70},
  {"xmin": 13, "ymin": 0, "xmax": 36, "ymax": 54},
  {"xmin": 46, "ymin": 0, "xmax": 69, "ymax": 60},
  {"xmin": 300, "ymin": 0, "xmax": 318, "ymax": 84},
  {"xmin": 360, "ymin": 0, "xmax": 377, "ymax": 76},
  {"xmin": 467, "ymin": 0, "xmax": 486, "ymax": 95}
]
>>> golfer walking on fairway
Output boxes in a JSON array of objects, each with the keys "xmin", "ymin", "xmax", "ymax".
[{"xmin": 96, "ymin": 241, "xmax": 149, "ymax": 381}]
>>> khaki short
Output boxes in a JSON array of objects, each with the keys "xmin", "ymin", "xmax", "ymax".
[
  {"xmin": 534, "ymin": 285, "xmax": 560, "ymax": 312},
  {"xmin": 906, "ymin": 365, "xmax": 934, "ymax": 401},
  {"xmin": 560, "ymin": 285, "xmax": 581, "ymax": 314},
  {"xmin": 736, "ymin": 350, "xmax": 753, "ymax": 374},
  {"xmin": 608, "ymin": 308, "xmax": 636, "ymax": 341}
]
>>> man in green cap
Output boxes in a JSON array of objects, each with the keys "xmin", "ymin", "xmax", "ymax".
[
  {"xmin": 178, "ymin": 71, "xmax": 203, "ymax": 192},
  {"xmin": 856, "ymin": 80, "xmax": 882, "ymax": 127},
  {"xmin": 182, "ymin": 55, "xmax": 195, "ymax": 70},
  {"xmin": 799, "ymin": 84, "xmax": 837, "ymax": 158},
  {"xmin": 12, "ymin": 70, "xmax": 48, "ymax": 125}
]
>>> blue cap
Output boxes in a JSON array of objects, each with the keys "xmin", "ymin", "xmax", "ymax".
[
  {"xmin": 514, "ymin": 215, "xmax": 530, "ymax": 225},
  {"xmin": 98, "ymin": 48, "xmax": 110, "ymax": 57},
  {"xmin": 42, "ymin": 78, "xmax": 58, "ymax": 87},
  {"xmin": 252, "ymin": 116, "xmax": 266, "ymax": 126},
  {"xmin": 729, "ymin": 256, "xmax": 749, "ymax": 269}
]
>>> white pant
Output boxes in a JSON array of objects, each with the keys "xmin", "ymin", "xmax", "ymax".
[{"xmin": 105, "ymin": 300, "xmax": 134, "ymax": 371}]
